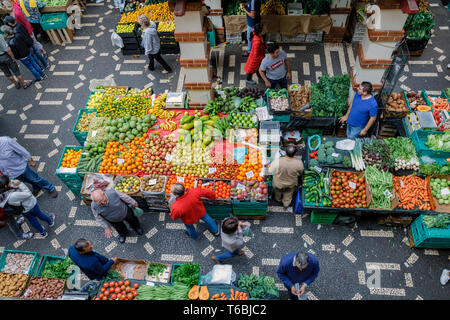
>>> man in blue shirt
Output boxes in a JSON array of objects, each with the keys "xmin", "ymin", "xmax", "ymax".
[
  {"xmin": 339, "ymin": 82, "xmax": 378, "ymax": 139},
  {"xmin": 68, "ymin": 239, "xmax": 117, "ymax": 281},
  {"xmin": 240, "ymin": 0, "xmax": 261, "ymax": 57},
  {"xmin": 277, "ymin": 251, "xmax": 320, "ymax": 300}
]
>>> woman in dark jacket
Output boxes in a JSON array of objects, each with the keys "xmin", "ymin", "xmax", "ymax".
[
  {"xmin": 244, "ymin": 23, "xmax": 266, "ymax": 85},
  {"xmin": 0, "ymin": 25, "xmax": 46, "ymax": 81}
]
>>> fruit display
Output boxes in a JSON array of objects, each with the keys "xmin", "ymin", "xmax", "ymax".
[
  {"xmin": 1, "ymin": 253, "xmax": 34, "ymax": 274},
  {"xmin": 97, "ymin": 89, "xmax": 152, "ymax": 118},
  {"xmin": 230, "ymin": 180, "xmax": 267, "ymax": 201},
  {"xmin": 236, "ymin": 147, "xmax": 263, "ymax": 181},
  {"xmin": 330, "ymin": 171, "xmax": 368, "ymax": 209},
  {"xmin": 227, "ymin": 128, "xmax": 258, "ymax": 144},
  {"xmin": 143, "ymin": 135, "xmax": 176, "ymax": 176},
  {"xmin": 22, "ymin": 278, "xmax": 65, "ymax": 300},
  {"xmin": 99, "ymin": 136, "xmax": 145, "ymax": 174},
  {"xmin": 87, "ymin": 88, "xmax": 127, "ymax": 109},
  {"xmin": 214, "ymin": 180, "xmax": 231, "ymax": 199},
  {"xmin": 150, "ymin": 93, "xmax": 180, "ymax": 131},
  {"xmin": 157, "ymin": 21, "xmax": 175, "ymax": 32},
  {"xmin": 119, "ymin": 2, "xmax": 174, "ymax": 24},
  {"xmin": 116, "ymin": 23, "xmax": 135, "ymax": 34},
  {"xmin": 94, "ymin": 280, "xmax": 140, "ymax": 300},
  {"xmin": 0, "ymin": 273, "xmax": 29, "ymax": 297},
  {"xmin": 114, "ymin": 176, "xmax": 141, "ymax": 194},
  {"xmin": 141, "ymin": 175, "xmax": 167, "ymax": 193},
  {"xmin": 229, "ymin": 112, "xmax": 258, "ymax": 128},
  {"xmin": 105, "ymin": 114, "xmax": 156, "ymax": 143},
  {"xmin": 197, "ymin": 179, "xmax": 214, "ymax": 192},
  {"xmin": 429, "ymin": 178, "xmax": 450, "ymax": 205},
  {"xmin": 261, "ymin": 0, "xmax": 286, "ymax": 15},
  {"xmin": 165, "ymin": 175, "xmax": 196, "ymax": 193},
  {"xmin": 75, "ymin": 111, "xmax": 96, "ymax": 132},
  {"xmin": 405, "ymin": 91, "xmax": 426, "ymax": 111},
  {"xmin": 60, "ymin": 148, "xmax": 82, "ymax": 168},
  {"xmin": 208, "ymin": 162, "xmax": 240, "ymax": 180}
]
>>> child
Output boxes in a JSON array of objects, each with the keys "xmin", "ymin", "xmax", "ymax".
[
  {"xmin": 0, "ymin": 175, "xmax": 55, "ymax": 238},
  {"xmin": 212, "ymin": 217, "xmax": 250, "ymax": 264}
]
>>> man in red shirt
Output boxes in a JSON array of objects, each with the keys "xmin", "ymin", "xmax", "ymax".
[{"xmin": 169, "ymin": 183, "xmax": 219, "ymax": 240}]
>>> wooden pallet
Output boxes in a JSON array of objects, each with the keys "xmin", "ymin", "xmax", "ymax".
[
  {"xmin": 378, "ymin": 123, "xmax": 398, "ymax": 138},
  {"xmin": 46, "ymin": 28, "xmax": 74, "ymax": 46}
]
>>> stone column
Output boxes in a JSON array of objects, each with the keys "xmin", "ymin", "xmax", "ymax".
[{"xmin": 174, "ymin": 1, "xmax": 212, "ymax": 108}]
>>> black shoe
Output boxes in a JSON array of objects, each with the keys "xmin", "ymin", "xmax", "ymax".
[
  {"xmin": 32, "ymin": 189, "xmax": 42, "ymax": 197},
  {"xmin": 134, "ymin": 227, "xmax": 143, "ymax": 236},
  {"xmin": 49, "ymin": 190, "xmax": 58, "ymax": 198},
  {"xmin": 119, "ymin": 235, "xmax": 126, "ymax": 243}
]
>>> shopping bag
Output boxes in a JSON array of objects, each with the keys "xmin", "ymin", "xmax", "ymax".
[
  {"xmin": 293, "ymin": 188, "xmax": 304, "ymax": 215},
  {"xmin": 132, "ymin": 207, "xmax": 144, "ymax": 217},
  {"xmin": 111, "ymin": 32, "xmax": 124, "ymax": 48}
]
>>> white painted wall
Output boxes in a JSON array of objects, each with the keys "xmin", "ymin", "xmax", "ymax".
[
  {"xmin": 378, "ymin": 9, "xmax": 409, "ymax": 31},
  {"xmin": 362, "ymin": 31, "xmax": 396, "ymax": 60},
  {"xmin": 354, "ymin": 59, "xmax": 386, "ymax": 85},
  {"xmin": 188, "ymin": 89, "xmax": 212, "ymax": 104},
  {"xmin": 184, "ymin": 67, "xmax": 210, "ymax": 83},
  {"xmin": 179, "ymin": 41, "xmax": 208, "ymax": 60},
  {"xmin": 208, "ymin": 15, "xmax": 224, "ymax": 28},
  {"xmin": 205, "ymin": 0, "xmax": 222, "ymax": 9},
  {"xmin": 175, "ymin": 11, "xmax": 203, "ymax": 32}
]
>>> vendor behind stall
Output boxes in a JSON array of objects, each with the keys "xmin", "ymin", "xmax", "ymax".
[
  {"xmin": 268, "ymin": 145, "xmax": 304, "ymax": 209},
  {"xmin": 339, "ymin": 82, "xmax": 378, "ymax": 139}
]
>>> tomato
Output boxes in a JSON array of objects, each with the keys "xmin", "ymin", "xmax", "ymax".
[
  {"xmin": 100, "ymin": 288, "xmax": 105, "ymax": 293},
  {"xmin": 109, "ymin": 281, "xmax": 116, "ymax": 287},
  {"xmin": 111, "ymin": 294, "xmax": 117, "ymax": 300},
  {"xmin": 126, "ymin": 286, "xmax": 131, "ymax": 293},
  {"xmin": 131, "ymin": 288, "xmax": 136, "ymax": 293},
  {"xmin": 124, "ymin": 280, "xmax": 131, "ymax": 286},
  {"xmin": 102, "ymin": 296, "xmax": 108, "ymax": 300},
  {"xmin": 127, "ymin": 293, "xmax": 133, "ymax": 300},
  {"xmin": 103, "ymin": 283, "xmax": 109, "ymax": 288},
  {"xmin": 115, "ymin": 287, "xmax": 121, "ymax": 294},
  {"xmin": 133, "ymin": 283, "xmax": 139, "ymax": 289},
  {"xmin": 115, "ymin": 282, "xmax": 120, "ymax": 287},
  {"xmin": 133, "ymin": 291, "xmax": 138, "ymax": 297},
  {"xmin": 99, "ymin": 293, "xmax": 104, "ymax": 298},
  {"xmin": 118, "ymin": 280, "xmax": 124, "ymax": 286},
  {"xmin": 104, "ymin": 290, "xmax": 110, "ymax": 296},
  {"xmin": 120, "ymin": 285, "xmax": 126, "ymax": 291}
]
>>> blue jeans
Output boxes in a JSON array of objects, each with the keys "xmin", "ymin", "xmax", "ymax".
[
  {"xmin": 17, "ymin": 164, "xmax": 55, "ymax": 193},
  {"xmin": 32, "ymin": 45, "xmax": 48, "ymax": 69},
  {"xmin": 184, "ymin": 213, "xmax": 218, "ymax": 240},
  {"xmin": 346, "ymin": 124, "xmax": 363, "ymax": 139},
  {"xmin": 247, "ymin": 25, "xmax": 254, "ymax": 53},
  {"xmin": 269, "ymin": 76, "xmax": 288, "ymax": 89},
  {"xmin": 20, "ymin": 53, "xmax": 45, "ymax": 80},
  {"xmin": 215, "ymin": 249, "xmax": 241, "ymax": 262},
  {"xmin": 23, "ymin": 203, "xmax": 52, "ymax": 234}
]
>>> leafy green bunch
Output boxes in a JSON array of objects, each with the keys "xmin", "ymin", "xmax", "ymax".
[{"xmin": 406, "ymin": 10, "xmax": 435, "ymax": 40}]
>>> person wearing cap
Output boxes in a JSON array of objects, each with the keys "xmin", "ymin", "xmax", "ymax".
[
  {"xmin": 138, "ymin": 15, "xmax": 172, "ymax": 74},
  {"xmin": 277, "ymin": 251, "xmax": 320, "ymax": 300}
]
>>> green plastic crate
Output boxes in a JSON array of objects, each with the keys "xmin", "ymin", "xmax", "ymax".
[
  {"xmin": 411, "ymin": 130, "xmax": 450, "ymax": 157},
  {"xmin": 72, "ymin": 108, "xmax": 97, "ymax": 146},
  {"xmin": 410, "ymin": 215, "xmax": 450, "ymax": 248},
  {"xmin": 404, "ymin": 90, "xmax": 432, "ymax": 113},
  {"xmin": 0, "ymin": 250, "xmax": 41, "ymax": 276},
  {"xmin": 310, "ymin": 211, "xmax": 338, "ymax": 225},
  {"xmin": 423, "ymin": 90, "xmax": 449, "ymax": 109},
  {"xmin": 170, "ymin": 264, "xmax": 201, "ymax": 286},
  {"xmin": 232, "ymin": 197, "xmax": 268, "ymax": 210},
  {"xmin": 443, "ymin": 89, "xmax": 449, "ymax": 100},
  {"xmin": 204, "ymin": 204, "xmax": 233, "ymax": 220},
  {"xmin": 36, "ymin": 255, "xmax": 66, "ymax": 277},
  {"xmin": 55, "ymin": 146, "xmax": 84, "ymax": 195},
  {"xmin": 233, "ymin": 208, "xmax": 267, "ymax": 216},
  {"xmin": 40, "ymin": 13, "xmax": 68, "ymax": 31},
  {"xmin": 85, "ymin": 91, "xmax": 96, "ymax": 107},
  {"xmin": 272, "ymin": 114, "xmax": 291, "ymax": 122}
]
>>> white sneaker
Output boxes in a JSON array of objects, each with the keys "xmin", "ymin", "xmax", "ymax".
[
  {"xmin": 16, "ymin": 216, "xmax": 25, "ymax": 225},
  {"xmin": 440, "ymin": 269, "xmax": 450, "ymax": 285},
  {"xmin": 162, "ymin": 70, "xmax": 169, "ymax": 74},
  {"xmin": 48, "ymin": 213, "xmax": 55, "ymax": 227},
  {"xmin": 40, "ymin": 231, "xmax": 49, "ymax": 239}
]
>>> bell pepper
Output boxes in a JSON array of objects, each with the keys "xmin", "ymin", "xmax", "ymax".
[{"xmin": 310, "ymin": 151, "xmax": 318, "ymax": 159}]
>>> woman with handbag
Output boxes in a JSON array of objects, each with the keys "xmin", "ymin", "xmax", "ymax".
[
  {"xmin": 0, "ymin": 175, "xmax": 55, "ymax": 238},
  {"xmin": 0, "ymin": 33, "xmax": 32, "ymax": 89}
]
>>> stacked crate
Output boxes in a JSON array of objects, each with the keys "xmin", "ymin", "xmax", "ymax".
[
  {"xmin": 157, "ymin": 23, "xmax": 180, "ymax": 55},
  {"xmin": 117, "ymin": 23, "xmax": 143, "ymax": 56},
  {"xmin": 55, "ymin": 146, "xmax": 84, "ymax": 196}
]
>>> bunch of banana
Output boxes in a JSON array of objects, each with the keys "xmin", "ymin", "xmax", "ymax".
[
  {"xmin": 417, "ymin": 0, "xmax": 430, "ymax": 12},
  {"xmin": 261, "ymin": 0, "xmax": 285, "ymax": 15},
  {"xmin": 160, "ymin": 120, "xmax": 177, "ymax": 131},
  {"xmin": 151, "ymin": 108, "xmax": 178, "ymax": 120}
]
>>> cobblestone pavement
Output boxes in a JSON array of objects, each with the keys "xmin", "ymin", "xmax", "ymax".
[{"xmin": 0, "ymin": 0, "xmax": 449, "ymax": 300}]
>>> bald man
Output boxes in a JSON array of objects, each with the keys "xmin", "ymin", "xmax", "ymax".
[{"xmin": 91, "ymin": 189, "xmax": 143, "ymax": 243}]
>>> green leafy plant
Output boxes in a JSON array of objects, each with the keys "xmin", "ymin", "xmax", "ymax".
[
  {"xmin": 172, "ymin": 263, "xmax": 200, "ymax": 287},
  {"xmin": 237, "ymin": 273, "xmax": 279, "ymax": 299},
  {"xmin": 310, "ymin": 74, "xmax": 350, "ymax": 117},
  {"xmin": 302, "ymin": 0, "xmax": 331, "ymax": 15},
  {"xmin": 406, "ymin": 10, "xmax": 435, "ymax": 40},
  {"xmin": 40, "ymin": 257, "xmax": 74, "ymax": 279}
]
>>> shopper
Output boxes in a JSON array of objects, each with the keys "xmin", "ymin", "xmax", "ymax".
[
  {"xmin": 169, "ymin": 183, "xmax": 219, "ymax": 240},
  {"xmin": 244, "ymin": 23, "xmax": 265, "ymax": 85},
  {"xmin": 17, "ymin": 0, "xmax": 50, "ymax": 43},
  {"xmin": 211, "ymin": 217, "xmax": 249, "ymax": 264},
  {"xmin": 277, "ymin": 251, "xmax": 320, "ymax": 300},
  {"xmin": 3, "ymin": 16, "xmax": 49, "ymax": 70},
  {"xmin": 239, "ymin": 0, "xmax": 261, "ymax": 57},
  {"xmin": 1, "ymin": 25, "xmax": 47, "ymax": 82},
  {"xmin": 90, "ymin": 189, "xmax": 144, "ymax": 244},
  {"xmin": 268, "ymin": 145, "xmax": 304, "ymax": 209},
  {"xmin": 339, "ymin": 82, "xmax": 378, "ymax": 139},
  {"xmin": 0, "ymin": 32, "xmax": 32, "ymax": 89},
  {"xmin": 0, "ymin": 175, "xmax": 55, "ymax": 238},
  {"xmin": 0, "ymin": 136, "xmax": 57, "ymax": 197},
  {"xmin": 259, "ymin": 43, "xmax": 291, "ymax": 89},
  {"xmin": 138, "ymin": 15, "xmax": 172, "ymax": 74},
  {"xmin": 0, "ymin": 205, "xmax": 34, "ymax": 239},
  {"xmin": 440, "ymin": 269, "xmax": 450, "ymax": 286},
  {"xmin": 68, "ymin": 239, "xmax": 117, "ymax": 281}
]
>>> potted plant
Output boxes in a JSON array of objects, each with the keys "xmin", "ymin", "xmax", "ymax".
[{"xmin": 404, "ymin": 10, "xmax": 435, "ymax": 56}]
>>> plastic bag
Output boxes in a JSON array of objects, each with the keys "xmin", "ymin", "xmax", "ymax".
[
  {"xmin": 294, "ymin": 188, "xmax": 304, "ymax": 215},
  {"xmin": 233, "ymin": 97, "xmax": 242, "ymax": 108},
  {"xmin": 132, "ymin": 207, "xmax": 144, "ymax": 217},
  {"xmin": 242, "ymin": 223, "xmax": 253, "ymax": 238},
  {"xmin": 202, "ymin": 265, "xmax": 236, "ymax": 285},
  {"xmin": 111, "ymin": 32, "xmax": 124, "ymax": 48}
]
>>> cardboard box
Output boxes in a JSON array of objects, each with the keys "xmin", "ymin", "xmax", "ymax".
[{"xmin": 112, "ymin": 258, "xmax": 149, "ymax": 281}]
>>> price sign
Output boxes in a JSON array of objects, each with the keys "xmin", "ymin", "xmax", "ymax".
[
  {"xmin": 440, "ymin": 187, "xmax": 450, "ymax": 196},
  {"xmin": 236, "ymin": 183, "xmax": 246, "ymax": 191},
  {"xmin": 117, "ymin": 158, "xmax": 125, "ymax": 165},
  {"xmin": 323, "ymin": 178, "xmax": 330, "ymax": 184},
  {"xmin": 246, "ymin": 171, "xmax": 254, "ymax": 179},
  {"xmin": 349, "ymin": 181, "xmax": 356, "ymax": 189},
  {"xmin": 165, "ymin": 154, "xmax": 173, "ymax": 162},
  {"xmin": 177, "ymin": 176, "xmax": 185, "ymax": 183},
  {"xmin": 384, "ymin": 189, "xmax": 393, "ymax": 199},
  {"xmin": 208, "ymin": 167, "xmax": 217, "ymax": 174},
  {"xmin": 148, "ymin": 179, "xmax": 157, "ymax": 186},
  {"xmin": 400, "ymin": 180, "xmax": 405, "ymax": 188},
  {"xmin": 251, "ymin": 115, "xmax": 258, "ymax": 123},
  {"xmin": 314, "ymin": 166, "xmax": 322, "ymax": 173},
  {"xmin": 332, "ymin": 153, "xmax": 339, "ymax": 157},
  {"xmin": 92, "ymin": 130, "xmax": 98, "ymax": 137}
]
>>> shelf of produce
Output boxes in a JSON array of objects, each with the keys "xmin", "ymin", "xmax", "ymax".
[
  {"xmin": 36, "ymin": 255, "xmax": 65, "ymax": 277},
  {"xmin": 0, "ymin": 250, "xmax": 41, "ymax": 276},
  {"xmin": 410, "ymin": 214, "xmax": 450, "ymax": 248},
  {"xmin": 55, "ymin": 146, "xmax": 84, "ymax": 195},
  {"xmin": 305, "ymin": 136, "xmax": 352, "ymax": 170},
  {"xmin": 41, "ymin": 0, "xmax": 73, "ymax": 13},
  {"xmin": 72, "ymin": 108, "xmax": 97, "ymax": 146}
]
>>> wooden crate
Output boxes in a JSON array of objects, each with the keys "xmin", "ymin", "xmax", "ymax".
[
  {"xmin": 377, "ymin": 122, "xmax": 398, "ymax": 138},
  {"xmin": 46, "ymin": 28, "xmax": 74, "ymax": 46}
]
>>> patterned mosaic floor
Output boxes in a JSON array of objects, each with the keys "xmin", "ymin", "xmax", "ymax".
[{"xmin": 0, "ymin": 0, "xmax": 449, "ymax": 300}]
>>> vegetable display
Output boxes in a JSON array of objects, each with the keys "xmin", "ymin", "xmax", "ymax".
[
  {"xmin": 147, "ymin": 263, "xmax": 169, "ymax": 282},
  {"xmin": 429, "ymin": 178, "xmax": 450, "ymax": 205},
  {"xmin": 1, "ymin": 253, "xmax": 34, "ymax": 274},
  {"xmin": 423, "ymin": 214, "xmax": 450, "ymax": 228},
  {"xmin": 172, "ymin": 263, "xmax": 200, "ymax": 287},
  {"xmin": 60, "ymin": 149, "xmax": 82, "ymax": 168},
  {"xmin": 210, "ymin": 289, "xmax": 248, "ymax": 300},
  {"xmin": 310, "ymin": 74, "xmax": 350, "ymax": 117},
  {"xmin": 349, "ymin": 139, "xmax": 365, "ymax": 171},
  {"xmin": 141, "ymin": 175, "xmax": 166, "ymax": 193},
  {"xmin": 386, "ymin": 92, "xmax": 408, "ymax": 114},
  {"xmin": 23, "ymin": 278, "xmax": 65, "ymax": 300},
  {"xmin": 303, "ymin": 170, "xmax": 332, "ymax": 207},
  {"xmin": 406, "ymin": 10, "xmax": 435, "ymax": 40},
  {"xmin": 237, "ymin": 273, "xmax": 279, "ymax": 299},
  {"xmin": 420, "ymin": 162, "xmax": 450, "ymax": 175},
  {"xmin": 0, "ymin": 273, "xmax": 28, "ymax": 297},
  {"xmin": 362, "ymin": 139, "xmax": 392, "ymax": 171},
  {"xmin": 39, "ymin": 257, "xmax": 74, "ymax": 279},
  {"xmin": 76, "ymin": 111, "xmax": 96, "ymax": 132},
  {"xmin": 330, "ymin": 171, "xmax": 368, "ymax": 209},
  {"xmin": 425, "ymin": 132, "xmax": 450, "ymax": 151},
  {"xmin": 393, "ymin": 175, "xmax": 431, "ymax": 210},
  {"xmin": 384, "ymin": 137, "xmax": 419, "ymax": 171},
  {"xmin": 429, "ymin": 97, "xmax": 449, "ymax": 112},
  {"xmin": 290, "ymin": 85, "xmax": 310, "ymax": 111},
  {"xmin": 103, "ymin": 269, "xmax": 124, "ymax": 282},
  {"xmin": 364, "ymin": 165, "xmax": 394, "ymax": 209},
  {"xmin": 94, "ymin": 280, "xmax": 139, "ymax": 300},
  {"xmin": 136, "ymin": 283, "xmax": 190, "ymax": 300},
  {"xmin": 229, "ymin": 112, "xmax": 258, "ymax": 128},
  {"xmin": 405, "ymin": 91, "xmax": 426, "ymax": 111},
  {"xmin": 315, "ymin": 140, "xmax": 344, "ymax": 166}
]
